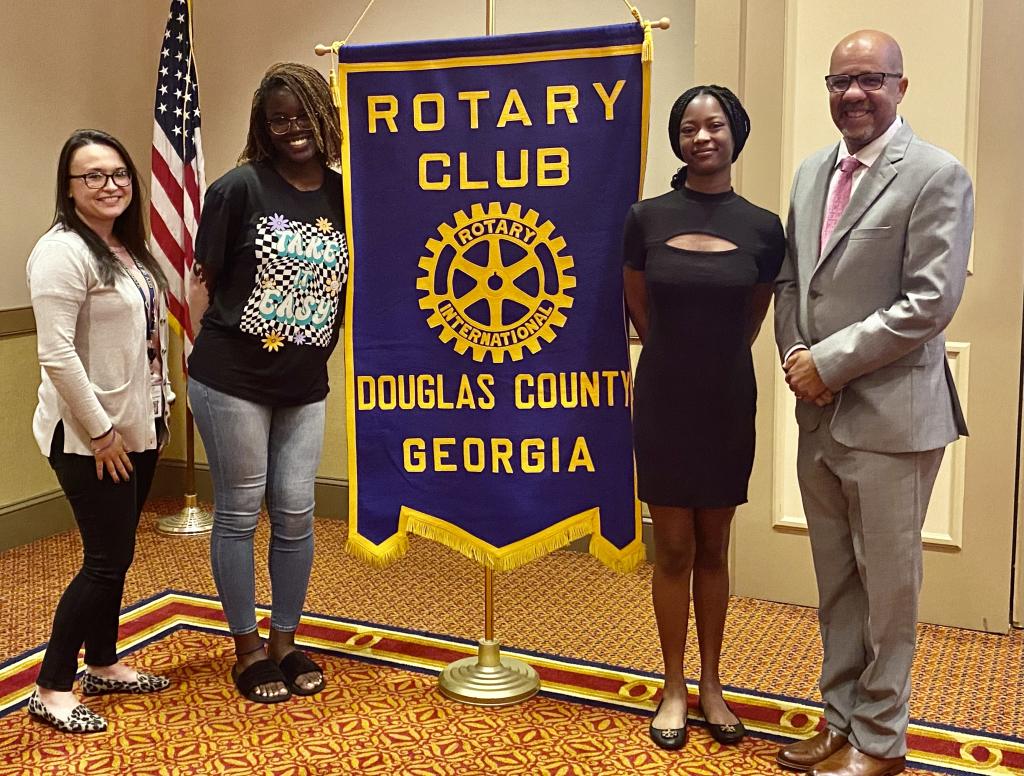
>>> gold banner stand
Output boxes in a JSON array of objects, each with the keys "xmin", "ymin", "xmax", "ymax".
[{"xmin": 438, "ymin": 566, "xmax": 540, "ymax": 705}]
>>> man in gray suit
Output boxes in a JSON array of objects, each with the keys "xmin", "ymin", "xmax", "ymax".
[{"xmin": 773, "ymin": 30, "xmax": 973, "ymax": 776}]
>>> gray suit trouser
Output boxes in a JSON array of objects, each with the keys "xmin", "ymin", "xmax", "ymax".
[{"xmin": 797, "ymin": 415, "xmax": 943, "ymax": 759}]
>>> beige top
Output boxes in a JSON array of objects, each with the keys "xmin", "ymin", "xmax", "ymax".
[{"xmin": 27, "ymin": 225, "xmax": 174, "ymax": 457}]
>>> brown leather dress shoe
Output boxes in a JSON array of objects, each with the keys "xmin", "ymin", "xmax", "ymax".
[
  {"xmin": 776, "ymin": 729, "xmax": 849, "ymax": 771},
  {"xmin": 808, "ymin": 746, "xmax": 906, "ymax": 776}
]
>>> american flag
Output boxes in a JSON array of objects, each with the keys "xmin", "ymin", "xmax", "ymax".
[{"xmin": 150, "ymin": 0, "xmax": 206, "ymax": 359}]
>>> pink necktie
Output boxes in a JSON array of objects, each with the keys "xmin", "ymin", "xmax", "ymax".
[{"xmin": 820, "ymin": 156, "xmax": 862, "ymax": 255}]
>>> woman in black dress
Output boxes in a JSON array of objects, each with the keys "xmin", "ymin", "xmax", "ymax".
[{"xmin": 623, "ymin": 86, "xmax": 784, "ymax": 749}]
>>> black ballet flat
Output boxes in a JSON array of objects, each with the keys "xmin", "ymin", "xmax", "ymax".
[
  {"xmin": 699, "ymin": 698, "xmax": 746, "ymax": 745},
  {"xmin": 648, "ymin": 699, "xmax": 687, "ymax": 750}
]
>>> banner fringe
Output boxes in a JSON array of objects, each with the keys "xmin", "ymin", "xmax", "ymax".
[
  {"xmin": 589, "ymin": 537, "xmax": 646, "ymax": 573},
  {"xmin": 406, "ymin": 517, "xmax": 595, "ymax": 572},
  {"xmin": 347, "ymin": 516, "xmax": 645, "ymax": 574},
  {"xmin": 345, "ymin": 534, "xmax": 409, "ymax": 568}
]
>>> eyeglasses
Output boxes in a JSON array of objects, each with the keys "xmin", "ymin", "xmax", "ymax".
[
  {"xmin": 267, "ymin": 115, "xmax": 314, "ymax": 135},
  {"xmin": 824, "ymin": 72, "xmax": 903, "ymax": 93},
  {"xmin": 69, "ymin": 169, "xmax": 132, "ymax": 189}
]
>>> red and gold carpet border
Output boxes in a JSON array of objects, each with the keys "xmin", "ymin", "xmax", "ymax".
[{"xmin": 1, "ymin": 590, "xmax": 1020, "ymax": 775}]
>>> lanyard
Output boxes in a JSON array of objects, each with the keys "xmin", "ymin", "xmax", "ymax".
[{"xmin": 119, "ymin": 253, "xmax": 156, "ymax": 340}]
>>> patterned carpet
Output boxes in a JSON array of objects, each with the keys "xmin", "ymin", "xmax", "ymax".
[{"xmin": 0, "ymin": 498, "xmax": 1021, "ymax": 774}]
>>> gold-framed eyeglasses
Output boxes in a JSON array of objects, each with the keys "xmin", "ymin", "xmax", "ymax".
[
  {"xmin": 69, "ymin": 169, "xmax": 132, "ymax": 189},
  {"xmin": 824, "ymin": 72, "xmax": 902, "ymax": 93},
  {"xmin": 267, "ymin": 115, "xmax": 314, "ymax": 135}
]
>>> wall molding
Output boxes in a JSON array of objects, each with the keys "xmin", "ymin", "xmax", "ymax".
[
  {"xmin": 0, "ymin": 463, "xmax": 350, "ymax": 552},
  {"xmin": 0, "ymin": 489, "xmax": 73, "ymax": 552},
  {"xmin": 151, "ymin": 460, "xmax": 350, "ymax": 521},
  {"xmin": 772, "ymin": 343, "xmax": 972, "ymax": 551},
  {"xmin": 3, "ymin": 462, "xmax": 654, "ymax": 558},
  {"xmin": 0, "ymin": 306, "xmax": 35, "ymax": 339}
]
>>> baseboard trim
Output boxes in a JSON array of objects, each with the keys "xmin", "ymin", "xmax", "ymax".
[
  {"xmin": 150, "ymin": 461, "xmax": 651, "ymax": 556},
  {"xmin": 150, "ymin": 460, "xmax": 349, "ymax": 521},
  {"xmin": 0, "ymin": 489, "xmax": 74, "ymax": 551},
  {"xmin": 3, "ymin": 464, "xmax": 651, "ymax": 558},
  {"xmin": 0, "ymin": 306, "xmax": 35, "ymax": 339}
]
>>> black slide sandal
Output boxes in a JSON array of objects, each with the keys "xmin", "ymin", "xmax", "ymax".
[
  {"xmin": 278, "ymin": 651, "xmax": 325, "ymax": 696},
  {"xmin": 232, "ymin": 659, "xmax": 291, "ymax": 704}
]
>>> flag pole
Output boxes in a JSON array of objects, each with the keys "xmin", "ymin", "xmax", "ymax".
[
  {"xmin": 437, "ymin": 0, "xmax": 540, "ymax": 707},
  {"xmin": 158, "ymin": 402, "xmax": 212, "ymax": 534},
  {"xmin": 158, "ymin": 0, "xmax": 212, "ymax": 535}
]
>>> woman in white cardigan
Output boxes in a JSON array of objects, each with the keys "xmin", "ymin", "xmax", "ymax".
[{"xmin": 26, "ymin": 130, "xmax": 174, "ymax": 733}]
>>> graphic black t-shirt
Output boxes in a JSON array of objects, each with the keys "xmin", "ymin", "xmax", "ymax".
[{"xmin": 188, "ymin": 162, "xmax": 348, "ymax": 406}]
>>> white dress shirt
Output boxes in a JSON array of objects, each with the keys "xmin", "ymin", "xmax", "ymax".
[{"xmin": 826, "ymin": 115, "xmax": 903, "ymax": 202}]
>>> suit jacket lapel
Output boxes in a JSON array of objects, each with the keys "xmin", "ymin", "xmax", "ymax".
[
  {"xmin": 804, "ymin": 147, "xmax": 837, "ymax": 274},
  {"xmin": 816, "ymin": 123, "xmax": 914, "ymax": 269}
]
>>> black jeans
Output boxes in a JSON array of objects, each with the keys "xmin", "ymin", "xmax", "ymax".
[{"xmin": 35, "ymin": 422, "xmax": 159, "ymax": 691}]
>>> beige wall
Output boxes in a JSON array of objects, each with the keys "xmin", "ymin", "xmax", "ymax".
[
  {"xmin": 0, "ymin": 1, "xmax": 693, "ymax": 509},
  {"xmin": 781, "ymin": 2, "xmax": 978, "ymax": 191},
  {"xmin": 0, "ymin": 336, "xmax": 59, "ymax": 505},
  {"xmin": 0, "ymin": 1, "xmax": 164, "ymax": 310},
  {"xmin": 978, "ymin": 0, "xmax": 1024, "ymax": 628}
]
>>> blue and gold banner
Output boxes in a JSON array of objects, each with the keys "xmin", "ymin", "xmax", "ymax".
[{"xmin": 339, "ymin": 23, "xmax": 648, "ymax": 571}]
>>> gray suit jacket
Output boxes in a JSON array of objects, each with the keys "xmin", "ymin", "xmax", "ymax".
[{"xmin": 774, "ymin": 122, "xmax": 973, "ymax": 453}]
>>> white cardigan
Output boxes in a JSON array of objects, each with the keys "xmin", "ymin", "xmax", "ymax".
[{"xmin": 27, "ymin": 226, "xmax": 174, "ymax": 457}]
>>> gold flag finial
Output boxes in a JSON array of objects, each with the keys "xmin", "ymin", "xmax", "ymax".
[{"xmin": 621, "ymin": 4, "xmax": 670, "ymax": 62}]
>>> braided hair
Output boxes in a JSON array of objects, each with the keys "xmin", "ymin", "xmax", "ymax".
[
  {"xmin": 668, "ymin": 84, "xmax": 750, "ymax": 189},
  {"xmin": 238, "ymin": 62, "xmax": 341, "ymax": 168}
]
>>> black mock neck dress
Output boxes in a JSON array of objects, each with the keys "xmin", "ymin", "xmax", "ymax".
[{"xmin": 623, "ymin": 186, "xmax": 784, "ymax": 508}]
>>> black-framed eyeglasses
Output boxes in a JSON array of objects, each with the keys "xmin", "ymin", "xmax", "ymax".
[
  {"xmin": 824, "ymin": 72, "xmax": 903, "ymax": 93},
  {"xmin": 69, "ymin": 169, "xmax": 132, "ymax": 189},
  {"xmin": 267, "ymin": 115, "xmax": 314, "ymax": 135}
]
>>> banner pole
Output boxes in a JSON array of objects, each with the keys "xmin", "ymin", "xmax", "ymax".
[
  {"xmin": 437, "ymin": 0, "xmax": 540, "ymax": 706},
  {"xmin": 483, "ymin": 566, "xmax": 494, "ymax": 641}
]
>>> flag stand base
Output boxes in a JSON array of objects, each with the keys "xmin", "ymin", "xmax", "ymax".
[
  {"xmin": 438, "ymin": 639, "xmax": 539, "ymax": 706},
  {"xmin": 157, "ymin": 493, "xmax": 212, "ymax": 535}
]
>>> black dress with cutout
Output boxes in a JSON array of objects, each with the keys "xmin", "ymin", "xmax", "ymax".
[{"xmin": 622, "ymin": 186, "xmax": 784, "ymax": 507}]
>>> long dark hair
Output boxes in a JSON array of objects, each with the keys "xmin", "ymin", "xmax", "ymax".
[
  {"xmin": 52, "ymin": 129, "xmax": 167, "ymax": 290},
  {"xmin": 238, "ymin": 62, "xmax": 342, "ymax": 168}
]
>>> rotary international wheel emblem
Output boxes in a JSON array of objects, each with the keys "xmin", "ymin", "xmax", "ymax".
[{"xmin": 416, "ymin": 202, "xmax": 575, "ymax": 363}]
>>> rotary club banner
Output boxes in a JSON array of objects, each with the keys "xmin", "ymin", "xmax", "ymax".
[{"xmin": 339, "ymin": 23, "xmax": 649, "ymax": 571}]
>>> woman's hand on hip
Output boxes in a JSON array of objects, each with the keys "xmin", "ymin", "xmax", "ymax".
[{"xmin": 91, "ymin": 429, "xmax": 133, "ymax": 482}]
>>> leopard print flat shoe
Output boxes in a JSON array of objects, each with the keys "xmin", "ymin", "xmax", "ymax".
[
  {"xmin": 81, "ymin": 671, "xmax": 171, "ymax": 696},
  {"xmin": 27, "ymin": 690, "xmax": 106, "ymax": 734}
]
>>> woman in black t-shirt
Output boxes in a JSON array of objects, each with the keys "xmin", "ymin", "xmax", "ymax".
[
  {"xmin": 622, "ymin": 86, "xmax": 784, "ymax": 750},
  {"xmin": 187, "ymin": 63, "xmax": 348, "ymax": 704}
]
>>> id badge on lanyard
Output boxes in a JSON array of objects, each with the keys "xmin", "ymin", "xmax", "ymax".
[{"xmin": 151, "ymin": 382, "xmax": 163, "ymax": 418}]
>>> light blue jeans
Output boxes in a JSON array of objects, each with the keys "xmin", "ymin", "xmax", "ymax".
[{"xmin": 189, "ymin": 377, "xmax": 325, "ymax": 635}]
